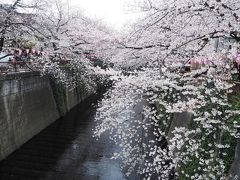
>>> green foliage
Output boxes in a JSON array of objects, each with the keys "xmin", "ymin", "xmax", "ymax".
[
  {"xmin": 229, "ymin": 90, "xmax": 240, "ymax": 109},
  {"xmin": 232, "ymin": 74, "xmax": 239, "ymax": 82},
  {"xmin": 224, "ymin": 89, "xmax": 240, "ymax": 171},
  {"xmin": 76, "ymin": 80, "xmax": 88, "ymax": 100},
  {"xmin": 155, "ymin": 101, "xmax": 174, "ymax": 135},
  {"xmin": 93, "ymin": 59, "xmax": 103, "ymax": 67},
  {"xmin": 49, "ymin": 77, "xmax": 67, "ymax": 117},
  {"xmin": 16, "ymin": 38, "xmax": 36, "ymax": 49},
  {"xmin": 178, "ymin": 156, "xmax": 199, "ymax": 180},
  {"xmin": 178, "ymin": 84, "xmax": 238, "ymax": 179},
  {"xmin": 0, "ymin": 80, "xmax": 3, "ymax": 92},
  {"xmin": 179, "ymin": 86, "xmax": 240, "ymax": 179},
  {"xmin": 177, "ymin": 131, "xmax": 234, "ymax": 179},
  {"xmin": 220, "ymin": 131, "xmax": 237, "ymax": 172},
  {"xmin": 155, "ymin": 82, "xmax": 240, "ymax": 179}
]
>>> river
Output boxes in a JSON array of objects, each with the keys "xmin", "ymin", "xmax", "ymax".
[{"xmin": 0, "ymin": 92, "xmax": 139, "ymax": 180}]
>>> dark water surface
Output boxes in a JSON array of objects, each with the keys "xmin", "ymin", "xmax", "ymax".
[{"xmin": 0, "ymin": 93, "xmax": 129, "ymax": 180}]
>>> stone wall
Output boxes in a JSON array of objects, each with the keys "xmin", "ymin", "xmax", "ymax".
[{"xmin": 0, "ymin": 72, "xmax": 96, "ymax": 160}]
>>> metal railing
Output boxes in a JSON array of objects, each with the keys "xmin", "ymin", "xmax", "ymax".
[{"xmin": 0, "ymin": 61, "xmax": 36, "ymax": 73}]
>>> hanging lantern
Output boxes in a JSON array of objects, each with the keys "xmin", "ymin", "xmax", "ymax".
[
  {"xmin": 236, "ymin": 58, "xmax": 240, "ymax": 65},
  {"xmin": 18, "ymin": 49, "xmax": 22, "ymax": 55},
  {"xmin": 200, "ymin": 58, "xmax": 208, "ymax": 65}
]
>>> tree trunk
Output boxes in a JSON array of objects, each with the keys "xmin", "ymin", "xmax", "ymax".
[{"xmin": 0, "ymin": 37, "xmax": 5, "ymax": 52}]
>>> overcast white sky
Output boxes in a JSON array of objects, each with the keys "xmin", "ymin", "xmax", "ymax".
[
  {"xmin": 2, "ymin": 0, "xmax": 140, "ymax": 30},
  {"xmin": 70, "ymin": 0, "xmax": 139, "ymax": 30}
]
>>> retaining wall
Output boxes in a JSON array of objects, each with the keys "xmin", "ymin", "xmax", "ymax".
[{"xmin": 0, "ymin": 72, "xmax": 95, "ymax": 160}]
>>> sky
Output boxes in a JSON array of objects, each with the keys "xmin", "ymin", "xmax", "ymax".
[
  {"xmin": 70, "ymin": 0, "xmax": 139, "ymax": 30},
  {"xmin": 2, "ymin": 0, "xmax": 140, "ymax": 30}
]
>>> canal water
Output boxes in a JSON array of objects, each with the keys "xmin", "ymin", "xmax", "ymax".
[{"xmin": 0, "ymin": 92, "xmax": 136, "ymax": 180}]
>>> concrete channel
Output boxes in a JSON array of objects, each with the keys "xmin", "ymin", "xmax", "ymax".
[{"xmin": 0, "ymin": 93, "xmax": 129, "ymax": 180}]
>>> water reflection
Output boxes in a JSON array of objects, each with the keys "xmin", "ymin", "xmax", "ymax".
[
  {"xmin": 0, "ymin": 94, "xmax": 129, "ymax": 180},
  {"xmin": 84, "ymin": 158, "xmax": 126, "ymax": 180}
]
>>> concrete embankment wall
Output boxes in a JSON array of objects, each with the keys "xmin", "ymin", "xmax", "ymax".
[{"xmin": 0, "ymin": 72, "xmax": 95, "ymax": 160}]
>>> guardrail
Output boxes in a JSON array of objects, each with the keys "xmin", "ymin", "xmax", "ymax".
[{"xmin": 0, "ymin": 61, "xmax": 35, "ymax": 73}]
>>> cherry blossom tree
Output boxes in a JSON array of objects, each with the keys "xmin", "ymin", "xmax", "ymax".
[
  {"xmin": 112, "ymin": 0, "xmax": 240, "ymax": 68},
  {"xmin": 25, "ymin": 0, "xmax": 116, "ymax": 88},
  {"xmin": 94, "ymin": 0, "xmax": 240, "ymax": 179},
  {"xmin": 0, "ymin": 0, "xmax": 47, "ymax": 51}
]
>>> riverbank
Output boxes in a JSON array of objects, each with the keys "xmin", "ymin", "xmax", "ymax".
[
  {"xmin": 0, "ymin": 72, "xmax": 97, "ymax": 160},
  {"xmin": 0, "ymin": 80, "xmax": 128, "ymax": 180}
]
